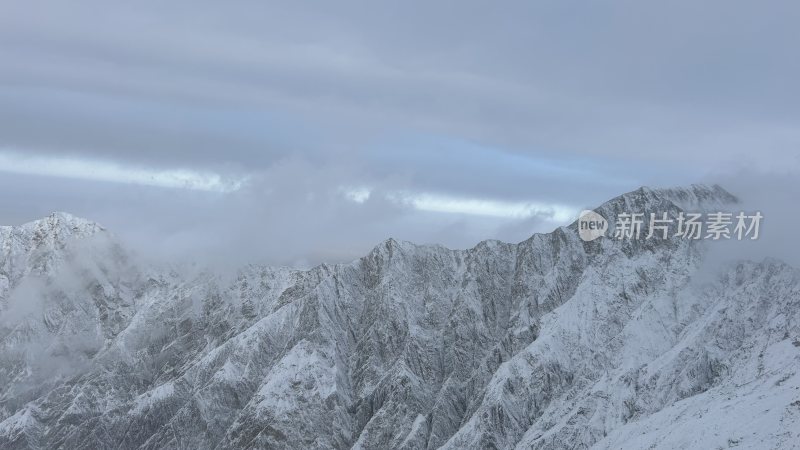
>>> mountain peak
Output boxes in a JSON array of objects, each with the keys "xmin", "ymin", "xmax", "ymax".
[
  {"xmin": 7, "ymin": 211, "xmax": 104, "ymax": 231},
  {"xmin": 648, "ymin": 183, "xmax": 739, "ymax": 210},
  {"xmin": 32, "ymin": 211, "xmax": 103, "ymax": 232},
  {"xmin": 4, "ymin": 212, "xmax": 107, "ymax": 252},
  {"xmin": 593, "ymin": 183, "xmax": 737, "ymax": 215}
]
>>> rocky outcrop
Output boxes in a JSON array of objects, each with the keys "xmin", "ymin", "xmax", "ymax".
[{"xmin": 0, "ymin": 185, "xmax": 797, "ymax": 449}]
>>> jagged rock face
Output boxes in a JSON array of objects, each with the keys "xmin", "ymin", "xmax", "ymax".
[{"xmin": 0, "ymin": 186, "xmax": 798, "ymax": 449}]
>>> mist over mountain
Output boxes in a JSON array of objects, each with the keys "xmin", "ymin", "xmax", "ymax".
[
  {"xmin": 1, "ymin": 184, "xmax": 798, "ymax": 449},
  {"xmin": 3, "ymin": 1, "xmax": 799, "ymax": 448}
]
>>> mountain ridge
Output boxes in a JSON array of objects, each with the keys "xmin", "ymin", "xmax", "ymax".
[
  {"xmin": 1, "ymin": 184, "xmax": 798, "ymax": 450},
  {"xmin": 4, "ymin": 183, "xmax": 738, "ymax": 265}
]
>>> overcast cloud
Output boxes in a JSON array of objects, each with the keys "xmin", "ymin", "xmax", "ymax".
[{"xmin": 1, "ymin": 0, "xmax": 798, "ymax": 266}]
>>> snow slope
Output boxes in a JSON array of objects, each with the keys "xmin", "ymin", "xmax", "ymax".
[{"xmin": 0, "ymin": 185, "xmax": 797, "ymax": 449}]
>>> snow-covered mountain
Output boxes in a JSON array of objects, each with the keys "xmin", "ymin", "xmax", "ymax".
[{"xmin": 0, "ymin": 185, "xmax": 798, "ymax": 449}]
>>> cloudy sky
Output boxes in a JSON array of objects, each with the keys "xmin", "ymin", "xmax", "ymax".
[{"xmin": 1, "ymin": 1, "xmax": 798, "ymax": 266}]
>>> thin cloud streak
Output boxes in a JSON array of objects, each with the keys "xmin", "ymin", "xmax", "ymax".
[
  {"xmin": 0, "ymin": 151, "xmax": 246, "ymax": 192},
  {"xmin": 386, "ymin": 191, "xmax": 577, "ymax": 222}
]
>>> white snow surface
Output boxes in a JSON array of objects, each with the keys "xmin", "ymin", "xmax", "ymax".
[{"xmin": 0, "ymin": 185, "xmax": 798, "ymax": 449}]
